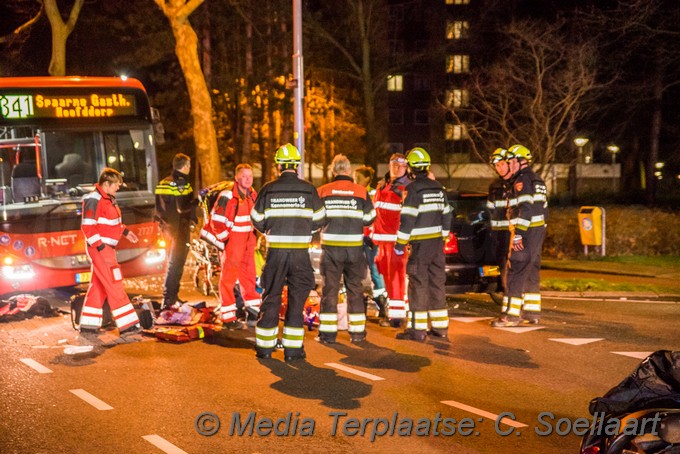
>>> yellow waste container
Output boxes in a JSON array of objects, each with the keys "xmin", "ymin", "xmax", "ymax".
[{"xmin": 578, "ymin": 206, "xmax": 603, "ymax": 246}]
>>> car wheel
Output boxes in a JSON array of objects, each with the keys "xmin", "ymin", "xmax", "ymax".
[{"xmin": 489, "ymin": 292, "xmax": 504, "ymax": 306}]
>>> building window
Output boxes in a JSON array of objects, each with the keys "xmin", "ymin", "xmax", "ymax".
[
  {"xmin": 446, "ymin": 20, "xmax": 469, "ymax": 40},
  {"xmin": 446, "ymin": 55, "xmax": 470, "ymax": 74},
  {"xmin": 389, "ymin": 5, "xmax": 404, "ymax": 21},
  {"xmin": 389, "ymin": 109, "xmax": 404, "ymax": 125},
  {"xmin": 387, "ymin": 74, "xmax": 403, "ymax": 91},
  {"xmin": 388, "ymin": 143, "xmax": 404, "ymax": 155},
  {"xmin": 414, "ymin": 76, "xmax": 430, "ymax": 91},
  {"xmin": 446, "ymin": 0, "xmax": 470, "ymax": 4},
  {"xmin": 445, "ymin": 123, "xmax": 467, "ymax": 141},
  {"xmin": 414, "ymin": 109, "xmax": 429, "ymax": 125},
  {"xmin": 445, "ymin": 89, "xmax": 469, "ymax": 108}
]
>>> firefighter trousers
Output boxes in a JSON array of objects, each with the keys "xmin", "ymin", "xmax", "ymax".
[
  {"xmin": 318, "ymin": 246, "xmax": 368, "ymax": 341},
  {"xmin": 255, "ymin": 249, "xmax": 315, "ymax": 359},
  {"xmin": 505, "ymin": 226, "xmax": 546, "ymax": 320},
  {"xmin": 406, "ymin": 239, "xmax": 448, "ymax": 336},
  {"xmin": 81, "ymin": 245, "xmax": 139, "ymax": 331},
  {"xmin": 218, "ymin": 233, "xmax": 260, "ymax": 322}
]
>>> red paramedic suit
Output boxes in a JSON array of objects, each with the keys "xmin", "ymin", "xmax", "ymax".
[
  {"xmin": 80, "ymin": 184, "xmax": 139, "ymax": 331},
  {"xmin": 209, "ymin": 184, "xmax": 260, "ymax": 322},
  {"xmin": 372, "ymin": 174, "xmax": 410, "ymax": 321}
]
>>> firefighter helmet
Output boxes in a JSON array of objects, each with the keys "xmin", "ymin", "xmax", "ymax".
[
  {"xmin": 274, "ymin": 143, "xmax": 301, "ymax": 164},
  {"xmin": 406, "ymin": 147, "xmax": 431, "ymax": 169},
  {"xmin": 490, "ymin": 147, "xmax": 508, "ymax": 164},
  {"xmin": 508, "ymin": 144, "xmax": 532, "ymax": 162}
]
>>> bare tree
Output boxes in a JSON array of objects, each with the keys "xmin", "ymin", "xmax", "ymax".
[
  {"xmin": 451, "ymin": 19, "xmax": 599, "ymax": 176},
  {"xmin": 0, "ymin": 2, "xmax": 43, "ymax": 46},
  {"xmin": 43, "ymin": 0, "xmax": 84, "ymax": 76},
  {"xmin": 153, "ymin": 0, "xmax": 221, "ymax": 186}
]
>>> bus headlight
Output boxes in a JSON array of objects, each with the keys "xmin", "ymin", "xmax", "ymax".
[
  {"xmin": 2, "ymin": 263, "xmax": 36, "ymax": 280},
  {"xmin": 145, "ymin": 248, "xmax": 166, "ymax": 265}
]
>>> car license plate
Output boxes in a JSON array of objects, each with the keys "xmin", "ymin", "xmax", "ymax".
[
  {"xmin": 479, "ymin": 265, "xmax": 500, "ymax": 277},
  {"xmin": 76, "ymin": 272, "xmax": 91, "ymax": 283}
]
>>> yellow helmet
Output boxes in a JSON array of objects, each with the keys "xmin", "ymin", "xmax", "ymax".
[
  {"xmin": 274, "ymin": 143, "xmax": 301, "ymax": 164},
  {"xmin": 508, "ymin": 144, "xmax": 532, "ymax": 162},
  {"xmin": 490, "ymin": 147, "xmax": 508, "ymax": 164},
  {"xmin": 406, "ymin": 147, "xmax": 431, "ymax": 169}
]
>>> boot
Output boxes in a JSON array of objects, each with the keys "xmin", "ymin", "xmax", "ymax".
[{"xmin": 374, "ymin": 294, "xmax": 387, "ymax": 318}]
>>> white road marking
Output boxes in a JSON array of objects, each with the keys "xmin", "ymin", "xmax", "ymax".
[
  {"xmin": 450, "ymin": 317, "xmax": 494, "ymax": 323},
  {"xmin": 549, "ymin": 338, "xmax": 603, "ymax": 346},
  {"xmin": 441, "ymin": 400, "xmax": 528, "ymax": 428},
  {"xmin": 493, "ymin": 326, "xmax": 545, "ymax": 333},
  {"xmin": 69, "ymin": 389, "xmax": 113, "ymax": 410},
  {"xmin": 325, "ymin": 363, "xmax": 385, "ymax": 381},
  {"xmin": 612, "ymin": 351, "xmax": 653, "ymax": 360},
  {"xmin": 19, "ymin": 358, "xmax": 53, "ymax": 374},
  {"xmin": 142, "ymin": 435, "xmax": 188, "ymax": 454}
]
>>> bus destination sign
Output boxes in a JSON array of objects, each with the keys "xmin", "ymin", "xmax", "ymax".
[{"xmin": 0, "ymin": 93, "xmax": 137, "ymax": 120}]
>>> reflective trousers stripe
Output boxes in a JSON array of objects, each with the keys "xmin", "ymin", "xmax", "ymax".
[
  {"xmin": 507, "ymin": 297, "xmax": 523, "ymax": 317},
  {"xmin": 348, "ymin": 313, "xmax": 366, "ymax": 333},
  {"xmin": 388, "ymin": 299, "xmax": 406, "ymax": 319},
  {"xmin": 413, "ymin": 311, "xmax": 428, "ymax": 331},
  {"xmin": 319, "ymin": 313, "xmax": 338, "ymax": 333},
  {"xmin": 220, "ymin": 304, "xmax": 237, "ymax": 322},
  {"xmin": 255, "ymin": 326, "xmax": 279, "ymax": 349},
  {"xmin": 282, "ymin": 326, "xmax": 304, "ymax": 349},
  {"xmin": 429, "ymin": 309, "xmax": 449, "ymax": 329}
]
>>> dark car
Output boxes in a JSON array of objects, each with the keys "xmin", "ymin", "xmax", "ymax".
[{"xmin": 444, "ymin": 190, "xmax": 503, "ymax": 300}]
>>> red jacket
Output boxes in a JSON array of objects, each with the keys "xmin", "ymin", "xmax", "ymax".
[
  {"xmin": 81, "ymin": 184, "xmax": 126, "ymax": 248},
  {"xmin": 209, "ymin": 184, "xmax": 257, "ymax": 243},
  {"xmin": 372, "ymin": 174, "xmax": 411, "ymax": 242}
]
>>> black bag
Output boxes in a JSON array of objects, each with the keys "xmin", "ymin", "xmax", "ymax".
[{"xmin": 69, "ymin": 293, "xmax": 114, "ymax": 330}]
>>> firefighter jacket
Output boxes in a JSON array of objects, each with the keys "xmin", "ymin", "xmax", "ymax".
[
  {"xmin": 250, "ymin": 171, "xmax": 326, "ymax": 249},
  {"xmin": 81, "ymin": 184, "xmax": 127, "ymax": 249},
  {"xmin": 317, "ymin": 175, "xmax": 376, "ymax": 248},
  {"xmin": 395, "ymin": 172, "xmax": 452, "ymax": 250},
  {"xmin": 210, "ymin": 183, "xmax": 257, "ymax": 243},
  {"xmin": 487, "ymin": 179, "xmax": 511, "ymax": 231},
  {"xmin": 154, "ymin": 170, "xmax": 196, "ymax": 231},
  {"xmin": 372, "ymin": 173, "xmax": 412, "ymax": 242},
  {"xmin": 507, "ymin": 166, "xmax": 548, "ymax": 232}
]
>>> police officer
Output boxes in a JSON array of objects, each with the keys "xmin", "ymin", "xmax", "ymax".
[
  {"xmin": 251, "ymin": 144, "xmax": 326, "ymax": 361},
  {"xmin": 487, "ymin": 148, "xmax": 513, "ymax": 313},
  {"xmin": 394, "ymin": 148, "xmax": 452, "ymax": 341},
  {"xmin": 155, "ymin": 153, "xmax": 196, "ymax": 309},
  {"xmin": 317, "ymin": 154, "xmax": 376, "ymax": 344},
  {"xmin": 491, "ymin": 144, "xmax": 548, "ymax": 327}
]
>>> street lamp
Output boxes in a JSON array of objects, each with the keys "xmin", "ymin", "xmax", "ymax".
[
  {"xmin": 606, "ymin": 144, "xmax": 620, "ymax": 164},
  {"xmin": 574, "ymin": 137, "xmax": 589, "ymax": 164}
]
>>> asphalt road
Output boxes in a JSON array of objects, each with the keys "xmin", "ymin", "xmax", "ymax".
[{"xmin": 1, "ymin": 275, "xmax": 679, "ymax": 453}]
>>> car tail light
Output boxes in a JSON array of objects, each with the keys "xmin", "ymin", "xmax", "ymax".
[
  {"xmin": 580, "ymin": 446, "xmax": 600, "ymax": 454},
  {"xmin": 443, "ymin": 232, "xmax": 458, "ymax": 254}
]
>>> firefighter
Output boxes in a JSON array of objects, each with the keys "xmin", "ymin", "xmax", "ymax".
[
  {"xmin": 155, "ymin": 153, "xmax": 197, "ymax": 309},
  {"xmin": 80, "ymin": 168, "xmax": 141, "ymax": 335},
  {"xmin": 317, "ymin": 154, "xmax": 376, "ymax": 344},
  {"xmin": 394, "ymin": 148, "xmax": 452, "ymax": 341},
  {"xmin": 251, "ymin": 144, "xmax": 326, "ymax": 361},
  {"xmin": 353, "ymin": 165, "xmax": 388, "ymax": 319},
  {"xmin": 487, "ymin": 148, "xmax": 513, "ymax": 313},
  {"xmin": 491, "ymin": 144, "xmax": 548, "ymax": 327},
  {"xmin": 210, "ymin": 163, "xmax": 260, "ymax": 330},
  {"xmin": 372, "ymin": 152, "xmax": 412, "ymax": 327}
]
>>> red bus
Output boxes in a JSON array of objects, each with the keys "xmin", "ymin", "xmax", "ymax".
[{"xmin": 0, "ymin": 76, "xmax": 166, "ymax": 296}]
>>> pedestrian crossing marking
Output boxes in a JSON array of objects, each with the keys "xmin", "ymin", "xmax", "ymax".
[
  {"xmin": 69, "ymin": 389, "xmax": 113, "ymax": 411},
  {"xmin": 612, "ymin": 351, "xmax": 653, "ymax": 360},
  {"xmin": 19, "ymin": 358, "xmax": 53, "ymax": 374},
  {"xmin": 142, "ymin": 435, "xmax": 188, "ymax": 454},
  {"xmin": 493, "ymin": 326, "xmax": 545, "ymax": 333},
  {"xmin": 325, "ymin": 363, "xmax": 385, "ymax": 381},
  {"xmin": 549, "ymin": 338, "xmax": 603, "ymax": 346},
  {"xmin": 450, "ymin": 317, "xmax": 494, "ymax": 323},
  {"xmin": 441, "ymin": 400, "xmax": 528, "ymax": 428}
]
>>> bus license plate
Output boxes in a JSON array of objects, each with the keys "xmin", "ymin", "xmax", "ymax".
[
  {"xmin": 479, "ymin": 265, "xmax": 500, "ymax": 277},
  {"xmin": 76, "ymin": 272, "xmax": 92, "ymax": 283}
]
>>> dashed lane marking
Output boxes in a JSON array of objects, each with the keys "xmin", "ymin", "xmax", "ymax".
[
  {"xmin": 450, "ymin": 317, "xmax": 494, "ymax": 323},
  {"xmin": 142, "ymin": 435, "xmax": 188, "ymax": 454},
  {"xmin": 69, "ymin": 389, "xmax": 113, "ymax": 411},
  {"xmin": 19, "ymin": 358, "xmax": 53, "ymax": 374},
  {"xmin": 549, "ymin": 338, "xmax": 604, "ymax": 346},
  {"xmin": 612, "ymin": 351, "xmax": 654, "ymax": 360},
  {"xmin": 441, "ymin": 400, "xmax": 528, "ymax": 428},
  {"xmin": 325, "ymin": 363, "xmax": 385, "ymax": 381},
  {"xmin": 493, "ymin": 326, "xmax": 545, "ymax": 333}
]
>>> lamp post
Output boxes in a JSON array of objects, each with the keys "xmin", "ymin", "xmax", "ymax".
[
  {"xmin": 574, "ymin": 137, "xmax": 589, "ymax": 164},
  {"xmin": 607, "ymin": 144, "xmax": 620, "ymax": 164}
]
